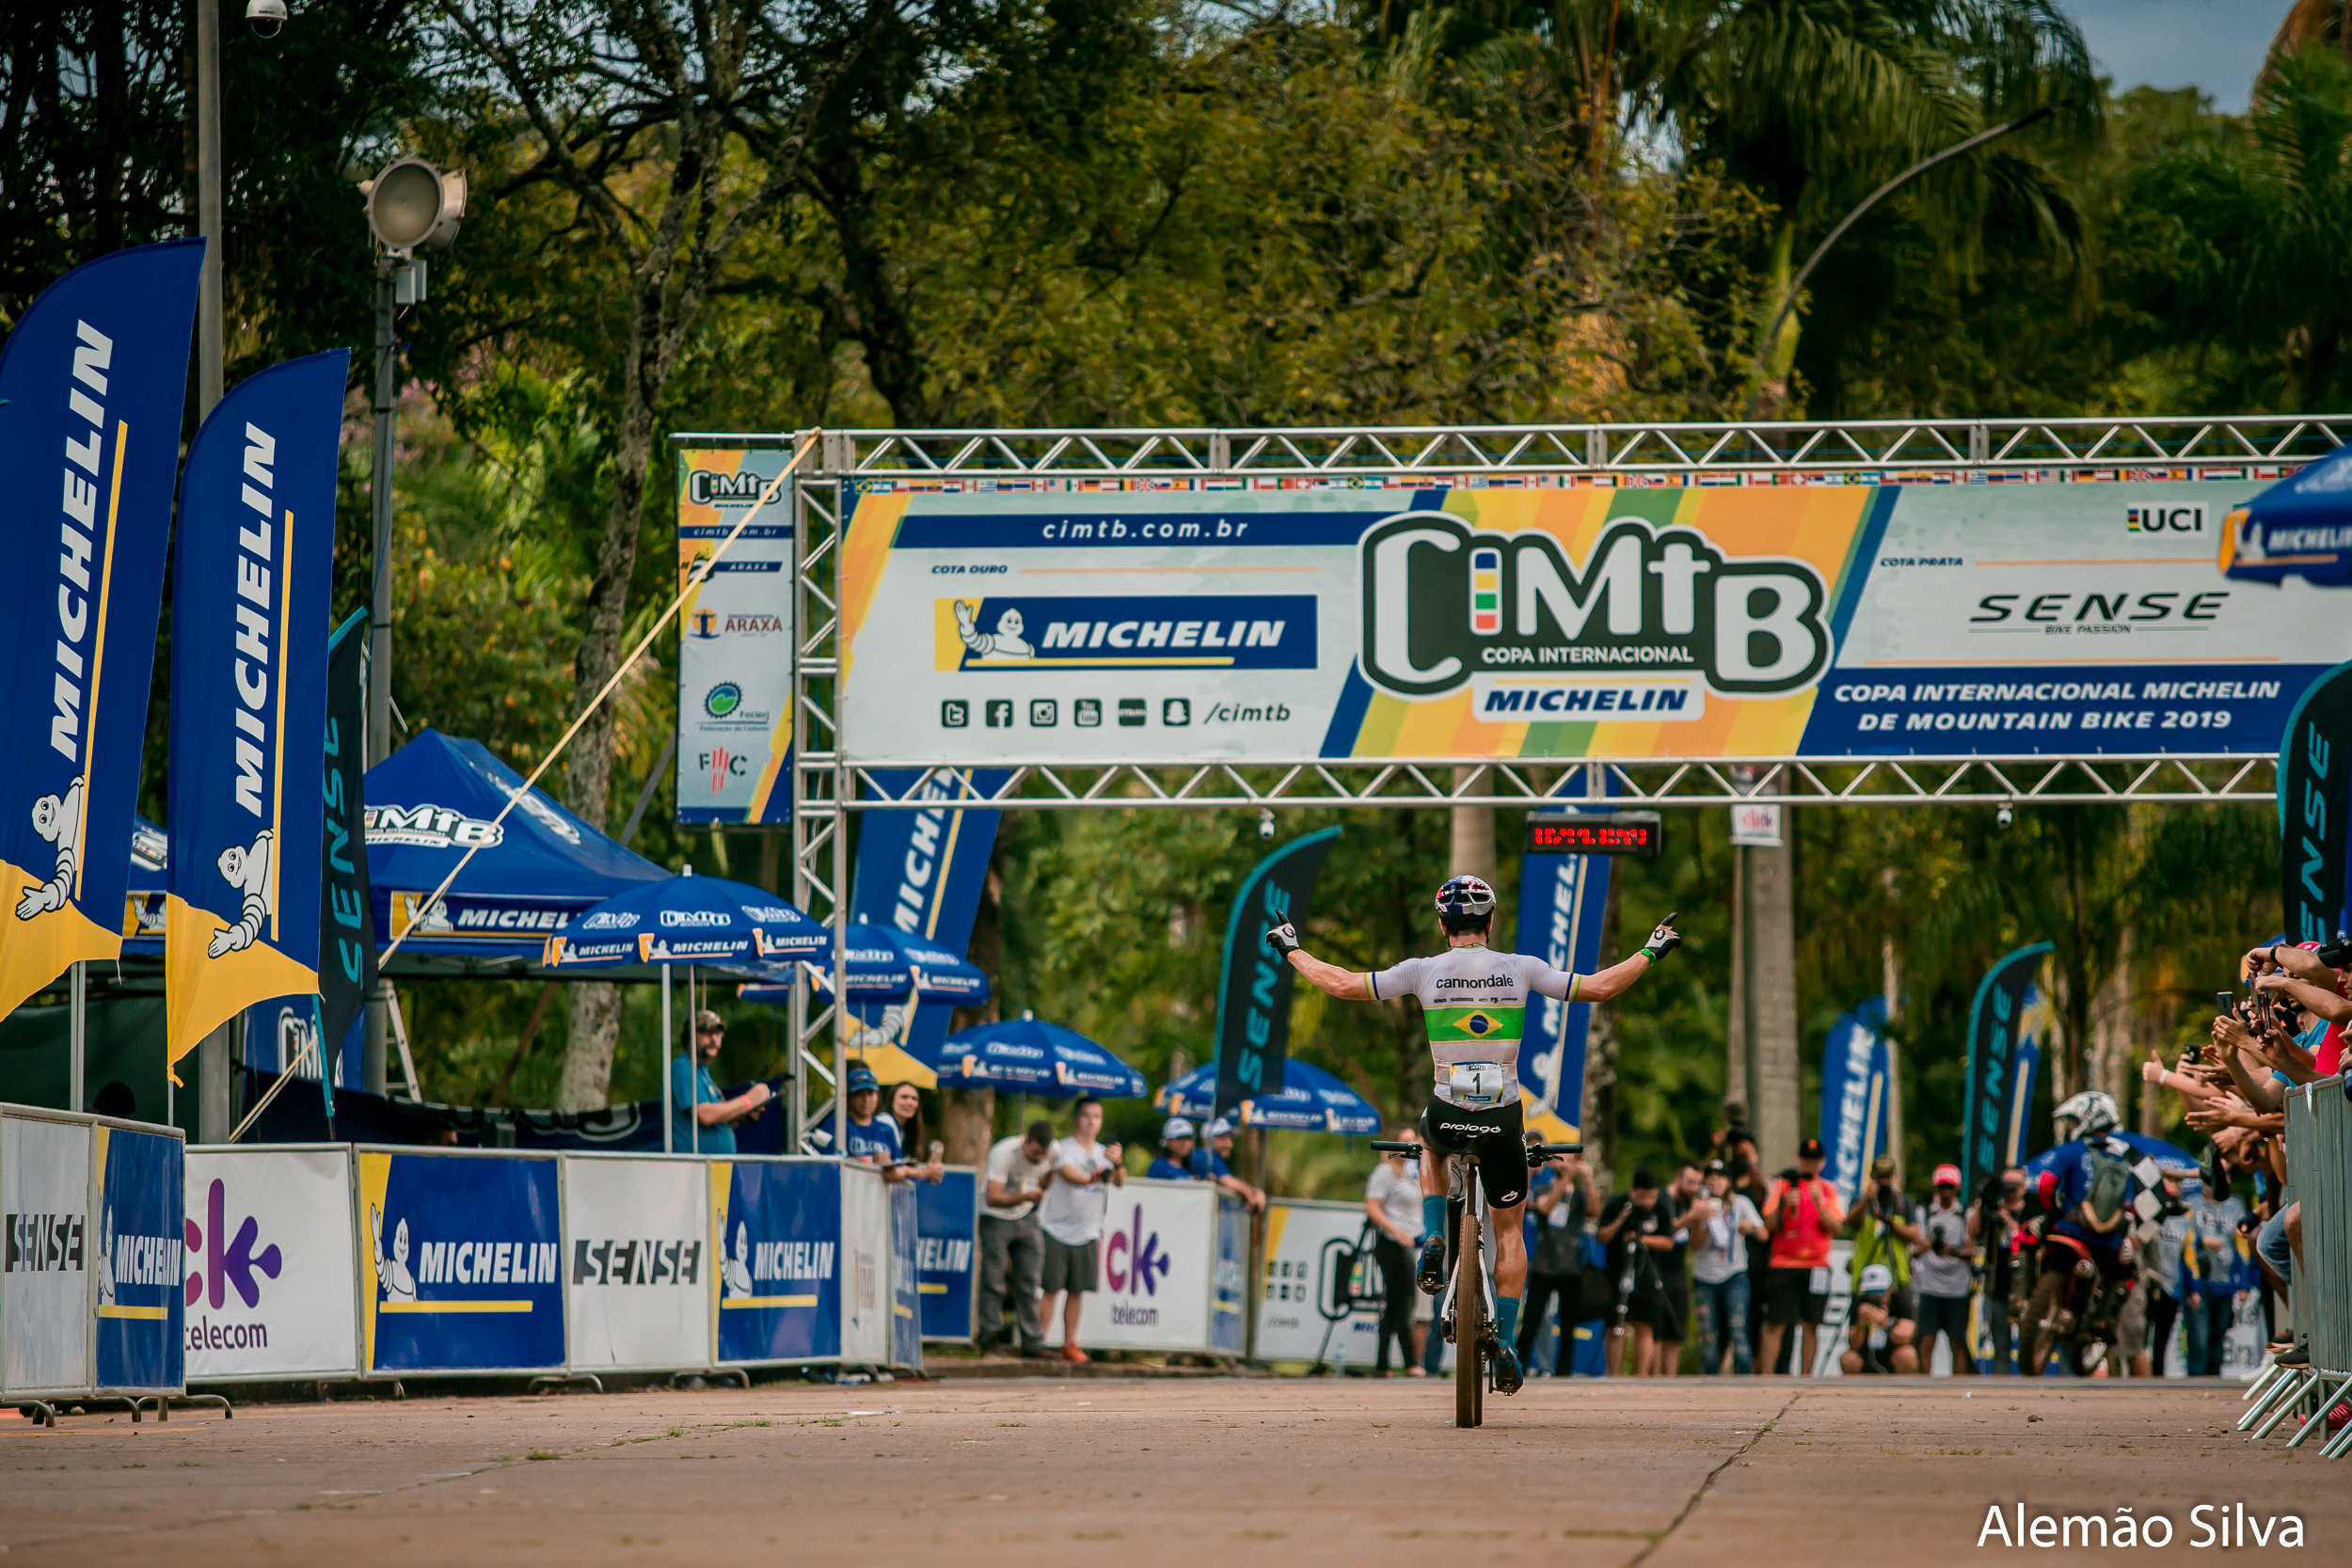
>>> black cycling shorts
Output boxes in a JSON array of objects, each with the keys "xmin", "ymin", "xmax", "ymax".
[{"xmin": 1417, "ymin": 1093, "xmax": 1528, "ymax": 1209}]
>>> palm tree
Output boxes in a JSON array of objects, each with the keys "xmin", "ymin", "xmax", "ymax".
[{"xmin": 2128, "ymin": 44, "xmax": 2352, "ymax": 409}]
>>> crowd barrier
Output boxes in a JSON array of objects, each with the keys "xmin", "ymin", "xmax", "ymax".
[
  {"xmin": 165, "ymin": 1145, "xmax": 929, "ymax": 1390},
  {"xmin": 1, "ymin": 1103, "xmax": 187, "ymax": 1420},
  {"xmin": 1256, "ymin": 1198, "xmax": 1382, "ymax": 1365},
  {"xmin": 1039, "ymin": 1178, "xmax": 1248, "ymax": 1356},
  {"xmin": 914, "ymin": 1168, "xmax": 978, "ymax": 1341},
  {"xmin": 2243, "ymin": 1083, "xmax": 2352, "ymax": 1456}
]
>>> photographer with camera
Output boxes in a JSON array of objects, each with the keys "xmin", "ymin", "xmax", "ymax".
[
  {"xmin": 1597, "ymin": 1169, "xmax": 1679, "ymax": 1377},
  {"xmin": 1915, "ymin": 1164, "xmax": 1976, "ymax": 1375},
  {"xmin": 1844, "ymin": 1156, "xmax": 1925, "ymax": 1371},
  {"xmin": 1968, "ymin": 1170, "xmax": 2026, "ymax": 1372},
  {"xmin": 1758, "ymin": 1139, "xmax": 1845, "ymax": 1378}
]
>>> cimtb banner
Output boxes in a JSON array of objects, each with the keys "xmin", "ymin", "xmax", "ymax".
[{"xmin": 675, "ymin": 449, "xmax": 795, "ymax": 824}]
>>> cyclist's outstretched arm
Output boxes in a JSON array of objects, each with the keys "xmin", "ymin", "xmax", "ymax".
[
  {"xmin": 1574, "ymin": 914, "xmax": 1681, "ymax": 1002},
  {"xmin": 1264, "ymin": 923, "xmax": 1373, "ymax": 999}
]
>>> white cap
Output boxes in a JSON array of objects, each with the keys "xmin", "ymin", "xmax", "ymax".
[
  {"xmin": 1206, "ymin": 1116, "xmax": 1235, "ymax": 1138},
  {"xmin": 1858, "ymin": 1262, "xmax": 1896, "ymax": 1294},
  {"xmin": 1161, "ymin": 1117, "xmax": 1196, "ymax": 1143}
]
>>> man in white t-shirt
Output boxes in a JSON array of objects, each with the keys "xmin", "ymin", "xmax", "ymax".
[
  {"xmin": 1038, "ymin": 1096, "xmax": 1124, "ymax": 1364},
  {"xmin": 977, "ymin": 1120, "xmax": 1056, "ymax": 1356},
  {"xmin": 1689, "ymin": 1158, "xmax": 1768, "ymax": 1374}
]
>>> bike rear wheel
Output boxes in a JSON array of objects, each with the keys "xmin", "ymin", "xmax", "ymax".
[{"xmin": 1454, "ymin": 1199, "xmax": 1485, "ymax": 1428}]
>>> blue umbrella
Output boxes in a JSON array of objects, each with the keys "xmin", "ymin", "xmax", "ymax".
[
  {"xmin": 2222, "ymin": 447, "xmax": 2352, "ymax": 585},
  {"xmin": 546, "ymin": 871, "xmax": 830, "ymax": 971},
  {"xmin": 935, "ymin": 1013, "xmax": 1147, "ymax": 1099},
  {"xmin": 1157, "ymin": 1059, "xmax": 1381, "ymax": 1135},
  {"xmin": 739, "ymin": 924, "xmax": 990, "ymax": 1006}
]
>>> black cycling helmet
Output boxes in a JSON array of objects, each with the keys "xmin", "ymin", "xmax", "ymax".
[{"xmin": 1434, "ymin": 874, "xmax": 1496, "ymax": 918}]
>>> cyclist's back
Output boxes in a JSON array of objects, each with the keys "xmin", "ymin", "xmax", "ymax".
[{"xmin": 1370, "ymin": 944, "xmax": 1575, "ymax": 1112}]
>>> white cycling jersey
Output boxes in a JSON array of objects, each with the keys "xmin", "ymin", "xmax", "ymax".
[{"xmin": 1367, "ymin": 944, "xmax": 1579, "ymax": 1108}]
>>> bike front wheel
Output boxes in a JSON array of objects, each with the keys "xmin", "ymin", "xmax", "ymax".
[{"xmin": 1454, "ymin": 1201, "xmax": 1485, "ymax": 1428}]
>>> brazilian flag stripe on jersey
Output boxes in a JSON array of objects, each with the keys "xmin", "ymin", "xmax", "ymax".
[{"xmin": 1425, "ymin": 1004, "xmax": 1525, "ymax": 1045}]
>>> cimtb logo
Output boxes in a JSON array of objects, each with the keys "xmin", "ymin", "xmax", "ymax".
[
  {"xmin": 688, "ymin": 468, "xmax": 769, "ymax": 508},
  {"xmin": 1357, "ymin": 515, "xmax": 1831, "ymax": 699}
]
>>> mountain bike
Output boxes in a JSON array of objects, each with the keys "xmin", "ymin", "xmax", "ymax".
[{"xmin": 1371, "ymin": 1136, "xmax": 1581, "ymax": 1428}]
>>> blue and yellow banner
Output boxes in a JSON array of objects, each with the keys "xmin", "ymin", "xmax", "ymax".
[
  {"xmin": 0, "ymin": 240, "xmax": 203, "ymax": 1017},
  {"xmin": 1514, "ymin": 818, "xmax": 1614, "ymax": 1143},
  {"xmin": 164, "ymin": 351, "xmax": 345, "ymax": 1069},
  {"xmin": 1818, "ymin": 995, "xmax": 1891, "ymax": 1206},
  {"xmin": 357, "ymin": 1150, "xmax": 564, "ymax": 1373}
]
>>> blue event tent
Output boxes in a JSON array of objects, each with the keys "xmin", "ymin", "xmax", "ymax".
[
  {"xmin": 935, "ymin": 1013, "xmax": 1147, "ymax": 1099},
  {"xmin": 1156, "ymin": 1058, "xmax": 1381, "ymax": 1135},
  {"xmin": 365, "ymin": 729, "xmax": 669, "ymax": 971}
]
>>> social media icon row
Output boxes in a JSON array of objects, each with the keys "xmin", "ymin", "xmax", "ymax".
[{"xmin": 941, "ymin": 698, "xmax": 1191, "ymax": 729}]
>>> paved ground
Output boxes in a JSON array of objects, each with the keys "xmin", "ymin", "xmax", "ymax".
[{"xmin": 1, "ymin": 1377, "xmax": 2339, "ymax": 1565}]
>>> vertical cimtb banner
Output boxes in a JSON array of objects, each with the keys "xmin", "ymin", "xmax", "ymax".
[
  {"xmin": 166, "ymin": 351, "xmax": 344, "ymax": 1070},
  {"xmin": 833, "ymin": 478, "xmax": 2328, "ymax": 765},
  {"xmin": 0, "ymin": 240, "xmax": 203, "ymax": 1015},
  {"xmin": 675, "ymin": 449, "xmax": 797, "ymax": 824}
]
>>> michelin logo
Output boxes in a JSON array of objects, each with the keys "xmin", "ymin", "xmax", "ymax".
[{"xmin": 939, "ymin": 594, "xmax": 1317, "ymax": 672}]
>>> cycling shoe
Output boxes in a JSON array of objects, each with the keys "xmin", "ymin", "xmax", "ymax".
[
  {"xmin": 1493, "ymin": 1342, "xmax": 1524, "ymax": 1396},
  {"xmin": 1415, "ymin": 1234, "xmax": 1447, "ymax": 1295}
]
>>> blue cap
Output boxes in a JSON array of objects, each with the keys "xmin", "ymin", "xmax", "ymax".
[{"xmin": 845, "ymin": 1064, "xmax": 880, "ymax": 1094}]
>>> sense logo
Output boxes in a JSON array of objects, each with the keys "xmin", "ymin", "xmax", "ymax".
[
  {"xmin": 1359, "ymin": 514, "xmax": 1830, "ymax": 700},
  {"xmin": 184, "ymin": 1178, "xmax": 282, "ymax": 1353}
]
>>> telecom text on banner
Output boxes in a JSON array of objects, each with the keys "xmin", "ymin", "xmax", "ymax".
[
  {"xmin": 711, "ymin": 1159, "xmax": 841, "ymax": 1363},
  {"xmin": 1515, "ymin": 832, "xmax": 1612, "ymax": 1142},
  {"xmin": 834, "ymin": 480, "xmax": 2323, "ymax": 766},
  {"xmin": 1963, "ymin": 944, "xmax": 2054, "ymax": 1192},
  {"xmin": 850, "ymin": 768, "xmax": 1006, "ymax": 1065},
  {"xmin": 1213, "ymin": 828, "xmax": 1340, "ymax": 1114},
  {"xmin": 914, "ymin": 1168, "xmax": 977, "ymax": 1339},
  {"xmin": 675, "ymin": 449, "xmax": 796, "ymax": 825},
  {"xmin": 2277, "ymin": 661, "xmax": 2352, "ymax": 944},
  {"xmin": 165, "ymin": 351, "xmax": 343, "ymax": 1069},
  {"xmin": 320, "ymin": 611, "xmax": 378, "ymax": 1065},
  {"xmin": 1817, "ymin": 996, "xmax": 1890, "ymax": 1207},
  {"xmin": 0, "ymin": 240, "xmax": 204, "ymax": 1016},
  {"xmin": 1254, "ymin": 1199, "xmax": 1380, "ymax": 1364},
  {"xmin": 1, "ymin": 1113, "xmax": 92, "ymax": 1394},
  {"xmin": 92, "ymin": 1123, "xmax": 183, "ymax": 1391},
  {"xmin": 1044, "ymin": 1179, "xmax": 1221, "ymax": 1355},
  {"xmin": 357, "ymin": 1151, "xmax": 564, "ymax": 1374},
  {"xmin": 184, "ymin": 1148, "xmax": 359, "ymax": 1380},
  {"xmin": 564, "ymin": 1156, "xmax": 710, "ymax": 1372}
]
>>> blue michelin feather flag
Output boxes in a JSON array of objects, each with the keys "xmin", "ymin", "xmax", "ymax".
[
  {"xmin": 0, "ymin": 239, "xmax": 204, "ymax": 1019},
  {"xmin": 165, "ymin": 350, "xmax": 347, "ymax": 1073}
]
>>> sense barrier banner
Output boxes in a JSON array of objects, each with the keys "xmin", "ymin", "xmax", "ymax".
[
  {"xmin": 888, "ymin": 1180, "xmax": 922, "ymax": 1370},
  {"xmin": 357, "ymin": 1149, "xmax": 564, "ymax": 1375},
  {"xmin": 914, "ymin": 1168, "xmax": 977, "ymax": 1340},
  {"xmin": 1255, "ymin": 1199, "xmax": 1382, "ymax": 1365},
  {"xmin": 184, "ymin": 1147, "xmax": 358, "ymax": 1381},
  {"xmin": 92, "ymin": 1123, "xmax": 183, "ymax": 1391},
  {"xmin": 2, "ymin": 1111, "xmax": 93, "ymax": 1394},
  {"xmin": 675, "ymin": 449, "xmax": 797, "ymax": 825},
  {"xmin": 564, "ymin": 1155, "xmax": 710, "ymax": 1373},
  {"xmin": 836, "ymin": 480, "xmax": 2324, "ymax": 764},
  {"xmin": 840, "ymin": 1163, "xmax": 890, "ymax": 1366},
  {"xmin": 1043, "ymin": 1179, "xmax": 1241, "ymax": 1355}
]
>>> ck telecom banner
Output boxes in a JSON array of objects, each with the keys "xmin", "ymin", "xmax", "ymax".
[
  {"xmin": 184, "ymin": 1148, "xmax": 359, "ymax": 1381},
  {"xmin": 675, "ymin": 450, "xmax": 796, "ymax": 824},
  {"xmin": 834, "ymin": 477, "xmax": 2332, "ymax": 763}
]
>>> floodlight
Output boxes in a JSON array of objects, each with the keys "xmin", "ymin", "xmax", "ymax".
[{"xmin": 362, "ymin": 158, "xmax": 466, "ymax": 255}]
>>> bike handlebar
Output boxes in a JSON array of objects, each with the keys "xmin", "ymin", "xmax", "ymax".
[{"xmin": 1367, "ymin": 1139, "xmax": 1584, "ymax": 1163}]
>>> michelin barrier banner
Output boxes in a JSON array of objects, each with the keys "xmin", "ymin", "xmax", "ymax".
[
  {"xmin": 834, "ymin": 478, "xmax": 2326, "ymax": 764},
  {"xmin": 1255, "ymin": 1199, "xmax": 1381, "ymax": 1365},
  {"xmin": 2, "ymin": 1111, "xmax": 93, "ymax": 1394},
  {"xmin": 91, "ymin": 1122, "xmax": 183, "ymax": 1391},
  {"xmin": 184, "ymin": 1147, "xmax": 358, "ymax": 1381},
  {"xmin": 358, "ymin": 1149, "xmax": 564, "ymax": 1374},
  {"xmin": 564, "ymin": 1155, "xmax": 710, "ymax": 1372},
  {"xmin": 676, "ymin": 450, "xmax": 796, "ymax": 825},
  {"xmin": 711, "ymin": 1158, "xmax": 842, "ymax": 1364},
  {"xmin": 914, "ymin": 1168, "xmax": 977, "ymax": 1340},
  {"xmin": 1043, "ymin": 1179, "xmax": 1224, "ymax": 1355}
]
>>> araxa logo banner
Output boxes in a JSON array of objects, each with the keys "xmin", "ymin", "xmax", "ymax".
[
  {"xmin": 937, "ymin": 594, "xmax": 1316, "ymax": 672},
  {"xmin": 1359, "ymin": 514, "xmax": 1830, "ymax": 699},
  {"xmin": 675, "ymin": 449, "xmax": 795, "ymax": 827}
]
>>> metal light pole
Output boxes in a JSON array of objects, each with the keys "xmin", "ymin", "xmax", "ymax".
[
  {"xmin": 358, "ymin": 158, "xmax": 466, "ymax": 1096},
  {"xmin": 188, "ymin": 0, "xmax": 229, "ymax": 1134}
]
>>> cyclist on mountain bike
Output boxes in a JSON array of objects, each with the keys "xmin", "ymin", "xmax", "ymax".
[{"xmin": 1265, "ymin": 874, "xmax": 1678, "ymax": 1395}]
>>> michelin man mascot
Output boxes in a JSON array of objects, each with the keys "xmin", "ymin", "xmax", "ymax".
[
  {"xmin": 16, "ymin": 779, "xmax": 86, "ymax": 920},
  {"xmin": 208, "ymin": 830, "xmax": 275, "ymax": 958}
]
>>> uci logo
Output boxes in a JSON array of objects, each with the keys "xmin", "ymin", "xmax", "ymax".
[
  {"xmin": 1359, "ymin": 515, "xmax": 1830, "ymax": 700},
  {"xmin": 2126, "ymin": 504, "xmax": 2205, "ymax": 535},
  {"xmin": 704, "ymin": 682, "xmax": 743, "ymax": 719}
]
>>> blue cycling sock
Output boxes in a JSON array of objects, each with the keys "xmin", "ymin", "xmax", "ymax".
[
  {"xmin": 1422, "ymin": 1196, "xmax": 1447, "ymax": 1243},
  {"xmin": 1495, "ymin": 1294, "xmax": 1521, "ymax": 1345}
]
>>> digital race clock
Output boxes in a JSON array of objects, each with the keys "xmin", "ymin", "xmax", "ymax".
[{"xmin": 1524, "ymin": 812, "xmax": 1664, "ymax": 859}]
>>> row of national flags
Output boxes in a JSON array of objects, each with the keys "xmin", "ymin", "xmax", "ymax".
[{"xmin": 0, "ymin": 238, "xmax": 358, "ymax": 1094}]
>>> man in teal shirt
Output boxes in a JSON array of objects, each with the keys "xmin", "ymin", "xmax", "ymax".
[{"xmin": 671, "ymin": 1009, "xmax": 771, "ymax": 1154}]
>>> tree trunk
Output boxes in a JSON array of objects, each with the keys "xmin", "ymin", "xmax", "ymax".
[
  {"xmin": 1725, "ymin": 844, "xmax": 1748, "ymax": 1117},
  {"xmin": 2090, "ymin": 927, "xmax": 2136, "ymax": 1115},
  {"xmin": 1583, "ymin": 872, "xmax": 1622, "ymax": 1192},
  {"xmin": 1750, "ymin": 221, "xmax": 1803, "ymax": 420},
  {"xmin": 942, "ymin": 1088, "xmax": 994, "ymax": 1167},
  {"xmin": 1449, "ymin": 768, "xmax": 1496, "ymax": 890},
  {"xmin": 1746, "ymin": 828, "xmax": 1801, "ymax": 1172}
]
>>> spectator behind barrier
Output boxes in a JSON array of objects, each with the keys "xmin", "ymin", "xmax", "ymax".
[
  {"xmin": 1914, "ymin": 1164, "xmax": 1975, "ymax": 1376},
  {"xmin": 1038, "ymin": 1095, "xmax": 1123, "ymax": 1364},
  {"xmin": 885, "ymin": 1083, "xmax": 946, "ymax": 1182},
  {"xmin": 977, "ymin": 1119, "xmax": 1056, "ymax": 1357},
  {"xmin": 1759, "ymin": 1138, "xmax": 1845, "ymax": 1378},
  {"xmin": 672, "ymin": 1009, "xmax": 771, "ymax": 1155},
  {"xmin": 1365, "ymin": 1127, "xmax": 1427, "ymax": 1377},
  {"xmin": 1147, "ymin": 1117, "xmax": 1200, "ymax": 1181}
]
